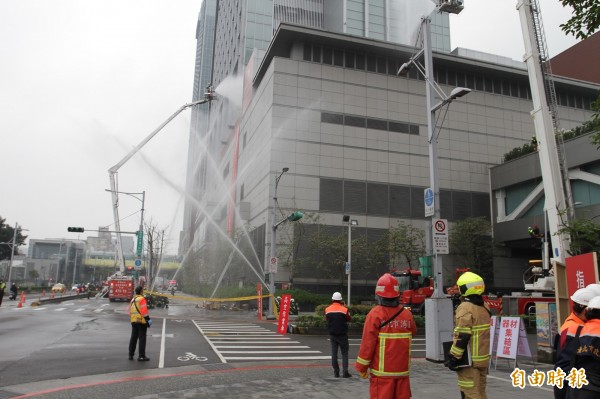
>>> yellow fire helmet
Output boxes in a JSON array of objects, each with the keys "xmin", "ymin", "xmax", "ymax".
[{"xmin": 457, "ymin": 271, "xmax": 485, "ymax": 296}]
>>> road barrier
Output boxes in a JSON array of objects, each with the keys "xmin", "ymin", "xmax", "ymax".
[{"xmin": 32, "ymin": 292, "xmax": 90, "ymax": 306}]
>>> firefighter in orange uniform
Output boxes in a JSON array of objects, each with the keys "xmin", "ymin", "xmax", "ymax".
[
  {"xmin": 554, "ymin": 287, "xmax": 595, "ymax": 399},
  {"xmin": 129, "ymin": 286, "xmax": 152, "ymax": 361},
  {"xmin": 355, "ymin": 273, "xmax": 417, "ymax": 399},
  {"xmin": 446, "ymin": 271, "xmax": 491, "ymax": 399},
  {"xmin": 568, "ymin": 295, "xmax": 600, "ymax": 399}
]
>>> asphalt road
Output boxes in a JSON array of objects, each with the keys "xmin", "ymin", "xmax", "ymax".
[
  {"xmin": 0, "ymin": 294, "xmax": 372, "ymax": 387},
  {"xmin": 0, "ymin": 294, "xmax": 555, "ymax": 399}
]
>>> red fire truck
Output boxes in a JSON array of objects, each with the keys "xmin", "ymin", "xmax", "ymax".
[
  {"xmin": 108, "ymin": 275, "xmax": 135, "ymax": 302},
  {"xmin": 392, "ymin": 268, "xmax": 434, "ymax": 315},
  {"xmin": 449, "ymin": 261, "xmax": 556, "ymax": 316}
]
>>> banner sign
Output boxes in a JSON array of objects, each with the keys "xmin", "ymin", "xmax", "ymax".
[
  {"xmin": 257, "ymin": 284, "xmax": 263, "ymax": 320},
  {"xmin": 496, "ymin": 317, "xmax": 531, "ymax": 360},
  {"xmin": 565, "ymin": 252, "xmax": 599, "ymax": 308},
  {"xmin": 277, "ymin": 294, "xmax": 292, "ymax": 335}
]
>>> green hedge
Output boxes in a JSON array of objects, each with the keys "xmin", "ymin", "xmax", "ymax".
[{"xmin": 296, "ymin": 305, "xmax": 425, "ymax": 329}]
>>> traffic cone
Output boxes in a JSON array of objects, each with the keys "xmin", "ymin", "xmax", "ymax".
[
  {"xmin": 20, "ymin": 291, "xmax": 25, "ymax": 302},
  {"xmin": 17, "ymin": 299, "xmax": 23, "ymax": 308}
]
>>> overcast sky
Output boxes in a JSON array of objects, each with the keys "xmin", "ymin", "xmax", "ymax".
[{"xmin": 0, "ymin": 0, "xmax": 578, "ymax": 254}]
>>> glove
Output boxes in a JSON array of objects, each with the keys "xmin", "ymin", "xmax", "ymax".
[
  {"xmin": 359, "ymin": 371, "xmax": 369, "ymax": 379},
  {"xmin": 444, "ymin": 356, "xmax": 460, "ymax": 371},
  {"xmin": 147, "ymin": 319, "xmax": 153, "ymax": 328}
]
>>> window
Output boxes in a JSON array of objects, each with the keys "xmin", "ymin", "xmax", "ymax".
[
  {"xmin": 303, "ymin": 43, "xmax": 311, "ymax": 61},
  {"xmin": 334, "ymin": 49, "xmax": 344, "ymax": 66},
  {"xmin": 345, "ymin": 51, "xmax": 355, "ymax": 68},
  {"xmin": 344, "ymin": 115, "xmax": 366, "ymax": 128},
  {"xmin": 367, "ymin": 55, "xmax": 376, "ymax": 72},
  {"xmin": 389, "ymin": 122, "xmax": 408, "ymax": 133},
  {"xmin": 312, "ymin": 45, "xmax": 322, "ymax": 63},
  {"xmin": 356, "ymin": 53, "xmax": 365, "ymax": 70},
  {"xmin": 323, "ymin": 47, "xmax": 332, "ymax": 65},
  {"xmin": 367, "ymin": 118, "xmax": 387, "ymax": 131},
  {"xmin": 321, "ymin": 112, "xmax": 343, "ymax": 124}
]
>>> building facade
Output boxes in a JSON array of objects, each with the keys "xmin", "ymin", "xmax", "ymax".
[{"xmin": 182, "ymin": 18, "xmax": 598, "ymax": 293}]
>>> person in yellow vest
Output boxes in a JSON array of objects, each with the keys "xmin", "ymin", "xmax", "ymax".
[
  {"xmin": 129, "ymin": 286, "xmax": 152, "ymax": 361},
  {"xmin": 446, "ymin": 271, "xmax": 491, "ymax": 399}
]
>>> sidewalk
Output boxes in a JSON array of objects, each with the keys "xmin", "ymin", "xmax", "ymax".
[{"xmin": 3, "ymin": 357, "xmax": 555, "ymax": 399}]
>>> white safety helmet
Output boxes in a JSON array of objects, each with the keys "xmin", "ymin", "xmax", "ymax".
[
  {"xmin": 587, "ymin": 296, "xmax": 600, "ymax": 310},
  {"xmin": 570, "ymin": 288, "xmax": 596, "ymax": 306},
  {"xmin": 585, "ymin": 283, "xmax": 600, "ymax": 297},
  {"xmin": 332, "ymin": 292, "xmax": 343, "ymax": 301}
]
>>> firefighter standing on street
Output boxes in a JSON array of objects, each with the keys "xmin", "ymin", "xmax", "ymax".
[
  {"xmin": 446, "ymin": 271, "xmax": 491, "ymax": 399},
  {"xmin": 129, "ymin": 286, "xmax": 152, "ymax": 361},
  {"xmin": 553, "ymin": 287, "xmax": 595, "ymax": 399},
  {"xmin": 568, "ymin": 295, "xmax": 600, "ymax": 398},
  {"xmin": 325, "ymin": 291, "xmax": 352, "ymax": 378},
  {"xmin": 355, "ymin": 273, "xmax": 417, "ymax": 399}
]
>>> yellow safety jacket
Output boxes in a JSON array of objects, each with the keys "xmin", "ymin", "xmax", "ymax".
[
  {"xmin": 129, "ymin": 295, "xmax": 149, "ymax": 324},
  {"xmin": 450, "ymin": 299, "xmax": 491, "ymax": 368}
]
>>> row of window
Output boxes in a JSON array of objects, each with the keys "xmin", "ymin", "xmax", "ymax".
[
  {"xmin": 302, "ymin": 43, "xmax": 594, "ymax": 111},
  {"xmin": 321, "ymin": 112, "xmax": 420, "ymax": 135},
  {"xmin": 319, "ymin": 178, "xmax": 490, "ymax": 221}
]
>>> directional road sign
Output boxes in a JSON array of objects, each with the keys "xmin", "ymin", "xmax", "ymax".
[{"xmin": 424, "ymin": 188, "xmax": 434, "ymax": 217}]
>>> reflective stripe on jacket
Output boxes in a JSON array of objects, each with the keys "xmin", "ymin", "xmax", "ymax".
[
  {"xmin": 325, "ymin": 302, "xmax": 351, "ymax": 335},
  {"xmin": 450, "ymin": 300, "xmax": 491, "ymax": 367},
  {"xmin": 129, "ymin": 295, "xmax": 149, "ymax": 323},
  {"xmin": 355, "ymin": 305, "xmax": 417, "ymax": 377}
]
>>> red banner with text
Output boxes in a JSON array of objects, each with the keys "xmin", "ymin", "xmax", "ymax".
[{"xmin": 277, "ymin": 294, "xmax": 292, "ymax": 334}]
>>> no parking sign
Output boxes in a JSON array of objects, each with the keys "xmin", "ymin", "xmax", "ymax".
[{"xmin": 432, "ymin": 218, "xmax": 449, "ymax": 254}]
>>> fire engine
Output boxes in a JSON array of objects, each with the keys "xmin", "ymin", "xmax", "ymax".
[
  {"xmin": 108, "ymin": 275, "xmax": 135, "ymax": 302},
  {"xmin": 391, "ymin": 268, "xmax": 434, "ymax": 315},
  {"xmin": 449, "ymin": 260, "xmax": 556, "ymax": 316}
]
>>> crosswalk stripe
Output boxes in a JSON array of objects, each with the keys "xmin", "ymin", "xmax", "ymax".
[{"xmin": 193, "ymin": 320, "xmax": 325, "ymax": 363}]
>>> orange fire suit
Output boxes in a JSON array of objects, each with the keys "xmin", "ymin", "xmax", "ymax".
[
  {"xmin": 355, "ymin": 305, "xmax": 417, "ymax": 399},
  {"xmin": 449, "ymin": 299, "xmax": 491, "ymax": 399},
  {"xmin": 569, "ymin": 319, "xmax": 600, "ymax": 399},
  {"xmin": 554, "ymin": 312, "xmax": 585, "ymax": 399}
]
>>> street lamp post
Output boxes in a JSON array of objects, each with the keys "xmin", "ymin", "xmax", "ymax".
[
  {"xmin": 104, "ymin": 189, "xmax": 146, "ymax": 279},
  {"xmin": 6, "ymin": 222, "xmax": 18, "ymax": 283},
  {"xmin": 399, "ymin": 13, "xmax": 470, "ymax": 362},
  {"xmin": 342, "ymin": 215, "xmax": 358, "ymax": 306},
  {"xmin": 267, "ymin": 167, "xmax": 289, "ymax": 320}
]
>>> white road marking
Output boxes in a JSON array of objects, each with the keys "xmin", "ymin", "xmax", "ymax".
[
  {"xmin": 193, "ymin": 320, "xmax": 326, "ymax": 363},
  {"xmin": 159, "ymin": 318, "xmax": 166, "ymax": 369}
]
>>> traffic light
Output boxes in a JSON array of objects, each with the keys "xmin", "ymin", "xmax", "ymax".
[
  {"xmin": 287, "ymin": 211, "xmax": 304, "ymax": 222},
  {"xmin": 67, "ymin": 227, "xmax": 85, "ymax": 233}
]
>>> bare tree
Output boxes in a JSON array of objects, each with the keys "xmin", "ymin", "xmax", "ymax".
[{"xmin": 144, "ymin": 218, "xmax": 169, "ymax": 287}]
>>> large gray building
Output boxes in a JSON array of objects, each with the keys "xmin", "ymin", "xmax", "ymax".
[{"xmin": 181, "ymin": 2, "xmax": 598, "ymax": 293}]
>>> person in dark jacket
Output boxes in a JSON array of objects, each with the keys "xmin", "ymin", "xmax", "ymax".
[
  {"xmin": 9, "ymin": 283, "xmax": 18, "ymax": 300},
  {"xmin": 568, "ymin": 295, "xmax": 600, "ymax": 398},
  {"xmin": 554, "ymin": 287, "xmax": 595, "ymax": 399},
  {"xmin": 325, "ymin": 291, "xmax": 352, "ymax": 378}
]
